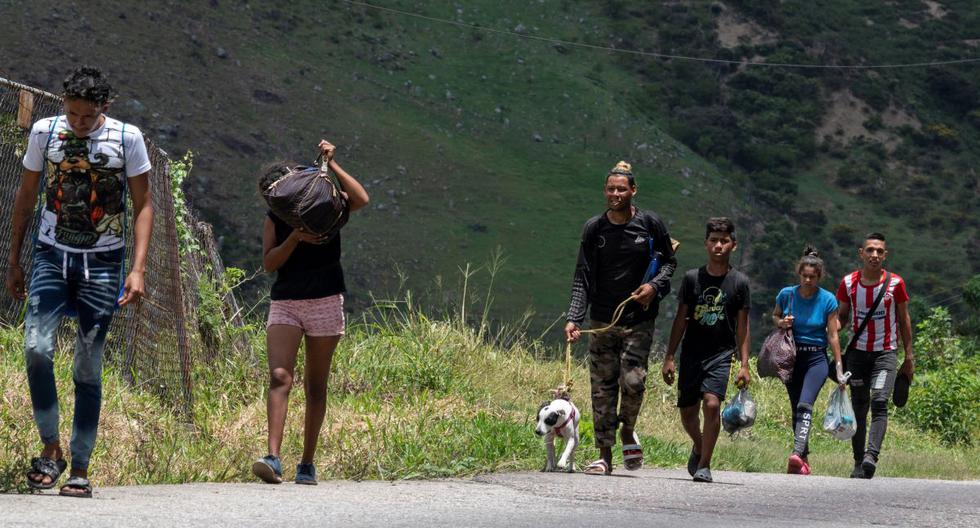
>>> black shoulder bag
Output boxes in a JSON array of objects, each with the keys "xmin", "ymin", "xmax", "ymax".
[{"xmin": 830, "ymin": 271, "xmax": 891, "ymax": 382}]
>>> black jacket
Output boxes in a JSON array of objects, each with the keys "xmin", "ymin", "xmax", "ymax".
[{"xmin": 567, "ymin": 208, "xmax": 677, "ymax": 326}]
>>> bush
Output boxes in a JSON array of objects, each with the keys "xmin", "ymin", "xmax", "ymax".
[
  {"xmin": 901, "ymin": 360, "xmax": 980, "ymax": 446},
  {"xmin": 898, "ymin": 308, "xmax": 980, "ymax": 446},
  {"xmin": 924, "ymin": 123, "xmax": 959, "ymax": 148},
  {"xmin": 914, "ymin": 307, "xmax": 963, "ymax": 371}
]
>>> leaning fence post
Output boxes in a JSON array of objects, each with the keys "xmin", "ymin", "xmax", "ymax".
[{"xmin": 17, "ymin": 90, "xmax": 34, "ymax": 128}]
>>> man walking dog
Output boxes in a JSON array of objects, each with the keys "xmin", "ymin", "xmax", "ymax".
[{"xmin": 565, "ymin": 161, "xmax": 676, "ymax": 476}]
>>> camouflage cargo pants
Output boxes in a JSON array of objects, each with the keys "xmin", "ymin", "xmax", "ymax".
[{"xmin": 588, "ymin": 319, "xmax": 654, "ymax": 448}]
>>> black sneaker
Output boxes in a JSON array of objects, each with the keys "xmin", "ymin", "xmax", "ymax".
[
  {"xmin": 687, "ymin": 446, "xmax": 700, "ymax": 477},
  {"xmin": 849, "ymin": 463, "xmax": 865, "ymax": 479},
  {"xmin": 861, "ymin": 454, "xmax": 877, "ymax": 479}
]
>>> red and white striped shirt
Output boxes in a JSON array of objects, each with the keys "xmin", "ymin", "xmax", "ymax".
[{"xmin": 836, "ymin": 270, "xmax": 909, "ymax": 351}]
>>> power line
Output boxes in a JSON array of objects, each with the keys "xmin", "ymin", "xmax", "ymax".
[{"xmin": 341, "ymin": 0, "xmax": 980, "ymax": 70}]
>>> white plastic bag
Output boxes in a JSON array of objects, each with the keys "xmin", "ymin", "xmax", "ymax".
[
  {"xmin": 823, "ymin": 374, "xmax": 856, "ymax": 440},
  {"xmin": 722, "ymin": 388, "xmax": 757, "ymax": 435}
]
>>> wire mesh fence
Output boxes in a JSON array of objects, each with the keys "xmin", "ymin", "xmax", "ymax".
[{"xmin": 0, "ymin": 76, "xmax": 247, "ymax": 416}]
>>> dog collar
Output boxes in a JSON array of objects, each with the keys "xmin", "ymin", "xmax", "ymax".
[{"xmin": 553, "ymin": 408, "xmax": 576, "ymax": 438}]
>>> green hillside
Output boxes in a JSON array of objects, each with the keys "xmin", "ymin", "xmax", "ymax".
[{"xmin": 1, "ymin": 0, "xmax": 977, "ymax": 336}]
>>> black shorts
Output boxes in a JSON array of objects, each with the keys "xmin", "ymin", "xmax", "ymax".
[{"xmin": 677, "ymin": 349, "xmax": 733, "ymax": 408}]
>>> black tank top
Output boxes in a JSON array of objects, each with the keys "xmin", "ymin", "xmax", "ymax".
[{"xmin": 268, "ymin": 211, "xmax": 346, "ymax": 300}]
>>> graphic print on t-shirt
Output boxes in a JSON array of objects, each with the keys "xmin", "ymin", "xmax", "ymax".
[
  {"xmin": 694, "ymin": 287, "xmax": 727, "ymax": 326},
  {"xmin": 45, "ymin": 128, "xmax": 126, "ymax": 248},
  {"xmin": 678, "ymin": 267, "xmax": 750, "ymax": 359}
]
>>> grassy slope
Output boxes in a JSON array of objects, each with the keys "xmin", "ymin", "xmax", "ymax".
[
  {"xmin": 2, "ymin": 305, "xmax": 978, "ymax": 492},
  {"xmin": 3, "ymin": 0, "xmax": 978, "ymax": 337},
  {"xmin": 2, "ymin": 1, "xmax": 974, "ymax": 336},
  {"xmin": 0, "ymin": 0, "xmax": 744, "ymax": 334}
]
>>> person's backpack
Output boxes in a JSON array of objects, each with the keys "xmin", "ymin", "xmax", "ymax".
[{"xmin": 262, "ymin": 155, "xmax": 350, "ymax": 241}]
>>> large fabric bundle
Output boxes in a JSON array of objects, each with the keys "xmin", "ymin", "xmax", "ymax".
[
  {"xmin": 758, "ymin": 328, "xmax": 796, "ymax": 384},
  {"xmin": 263, "ymin": 162, "xmax": 349, "ymax": 240}
]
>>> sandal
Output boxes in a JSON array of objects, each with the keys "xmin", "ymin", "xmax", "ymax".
[
  {"xmin": 687, "ymin": 446, "xmax": 701, "ymax": 477},
  {"xmin": 622, "ymin": 433, "xmax": 643, "ymax": 471},
  {"xmin": 583, "ymin": 459, "xmax": 611, "ymax": 476},
  {"xmin": 59, "ymin": 476, "xmax": 92, "ymax": 498},
  {"xmin": 27, "ymin": 457, "xmax": 67, "ymax": 490}
]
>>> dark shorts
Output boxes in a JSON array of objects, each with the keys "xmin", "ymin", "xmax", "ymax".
[{"xmin": 677, "ymin": 349, "xmax": 733, "ymax": 408}]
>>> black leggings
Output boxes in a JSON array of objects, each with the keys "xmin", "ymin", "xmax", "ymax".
[{"xmin": 785, "ymin": 344, "xmax": 828, "ymax": 457}]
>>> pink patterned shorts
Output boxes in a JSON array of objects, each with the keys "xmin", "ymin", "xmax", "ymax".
[{"xmin": 266, "ymin": 294, "xmax": 345, "ymax": 336}]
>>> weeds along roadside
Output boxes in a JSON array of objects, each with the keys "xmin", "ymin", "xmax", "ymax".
[{"xmin": 2, "ymin": 260, "xmax": 979, "ymax": 490}]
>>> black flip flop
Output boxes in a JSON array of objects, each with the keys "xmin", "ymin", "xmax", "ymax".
[
  {"xmin": 893, "ymin": 372, "xmax": 911, "ymax": 408},
  {"xmin": 26, "ymin": 457, "xmax": 67, "ymax": 490},
  {"xmin": 59, "ymin": 476, "xmax": 93, "ymax": 498}
]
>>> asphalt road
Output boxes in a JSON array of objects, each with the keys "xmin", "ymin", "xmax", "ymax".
[{"xmin": 2, "ymin": 469, "xmax": 977, "ymax": 527}]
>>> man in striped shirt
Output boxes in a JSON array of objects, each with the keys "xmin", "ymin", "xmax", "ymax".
[{"xmin": 836, "ymin": 232, "xmax": 914, "ymax": 479}]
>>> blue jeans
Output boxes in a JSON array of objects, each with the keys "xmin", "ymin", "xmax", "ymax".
[{"xmin": 24, "ymin": 242, "xmax": 123, "ymax": 471}]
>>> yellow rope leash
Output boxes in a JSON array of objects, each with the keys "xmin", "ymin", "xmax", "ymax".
[
  {"xmin": 557, "ymin": 294, "xmax": 638, "ymax": 396},
  {"xmin": 555, "ymin": 237, "xmax": 679, "ymax": 397}
]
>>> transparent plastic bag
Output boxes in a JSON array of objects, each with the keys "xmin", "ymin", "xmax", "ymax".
[
  {"xmin": 722, "ymin": 388, "xmax": 757, "ymax": 435},
  {"xmin": 823, "ymin": 374, "xmax": 856, "ymax": 440}
]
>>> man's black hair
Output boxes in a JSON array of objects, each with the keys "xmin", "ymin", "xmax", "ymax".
[
  {"xmin": 705, "ymin": 217, "xmax": 736, "ymax": 241},
  {"xmin": 62, "ymin": 67, "xmax": 117, "ymax": 106},
  {"xmin": 865, "ymin": 232, "xmax": 886, "ymax": 244}
]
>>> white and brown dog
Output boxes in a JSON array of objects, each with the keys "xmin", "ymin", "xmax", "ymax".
[{"xmin": 535, "ymin": 397, "xmax": 580, "ymax": 472}]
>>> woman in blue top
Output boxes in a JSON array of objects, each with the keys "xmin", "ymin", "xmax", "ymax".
[{"xmin": 772, "ymin": 246, "xmax": 843, "ymax": 475}]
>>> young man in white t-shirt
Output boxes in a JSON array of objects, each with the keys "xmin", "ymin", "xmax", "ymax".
[
  {"xmin": 836, "ymin": 232, "xmax": 914, "ymax": 479},
  {"xmin": 4, "ymin": 67, "xmax": 153, "ymax": 498}
]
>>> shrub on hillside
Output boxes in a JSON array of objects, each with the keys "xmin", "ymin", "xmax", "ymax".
[
  {"xmin": 901, "ymin": 360, "xmax": 980, "ymax": 446},
  {"xmin": 898, "ymin": 307, "xmax": 980, "ymax": 446},
  {"xmin": 924, "ymin": 123, "xmax": 959, "ymax": 148}
]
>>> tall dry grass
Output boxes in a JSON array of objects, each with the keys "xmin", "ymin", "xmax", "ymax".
[{"xmin": 2, "ymin": 294, "xmax": 978, "ymax": 492}]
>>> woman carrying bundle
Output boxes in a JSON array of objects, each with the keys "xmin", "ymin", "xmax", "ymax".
[
  {"xmin": 771, "ymin": 245, "xmax": 843, "ymax": 475},
  {"xmin": 252, "ymin": 139, "xmax": 369, "ymax": 484}
]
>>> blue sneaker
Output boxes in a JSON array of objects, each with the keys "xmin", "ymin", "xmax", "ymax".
[
  {"xmin": 252, "ymin": 455, "xmax": 283, "ymax": 484},
  {"xmin": 295, "ymin": 463, "xmax": 317, "ymax": 485}
]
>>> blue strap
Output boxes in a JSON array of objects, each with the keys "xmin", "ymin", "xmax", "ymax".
[
  {"xmin": 779, "ymin": 287, "xmax": 796, "ymax": 318},
  {"xmin": 30, "ymin": 117, "xmax": 60, "ymax": 248},
  {"xmin": 114, "ymin": 123, "xmax": 129, "ymax": 306}
]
